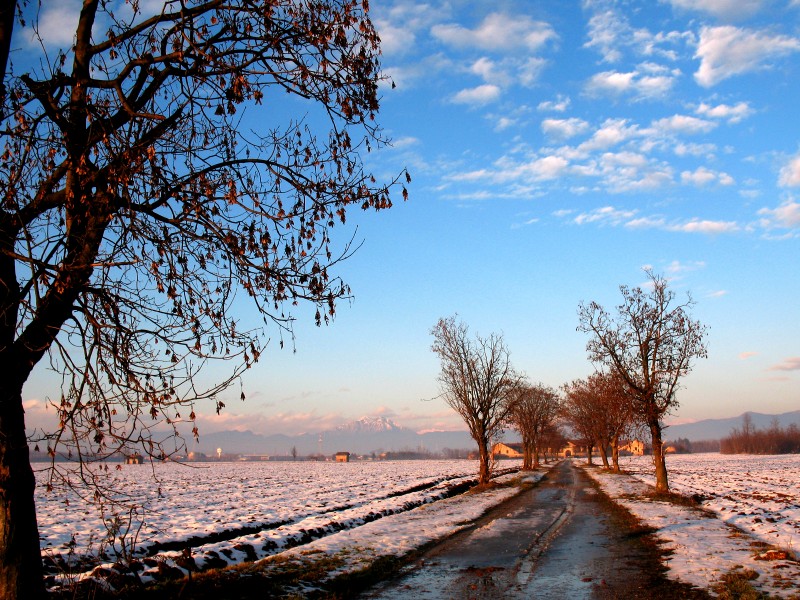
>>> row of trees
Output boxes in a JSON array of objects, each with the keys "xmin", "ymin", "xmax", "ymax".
[
  {"xmin": 431, "ymin": 270, "xmax": 708, "ymax": 492},
  {"xmin": 721, "ymin": 414, "xmax": 800, "ymax": 454}
]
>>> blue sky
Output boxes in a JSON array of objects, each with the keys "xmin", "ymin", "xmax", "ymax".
[{"xmin": 20, "ymin": 0, "xmax": 800, "ymax": 437}]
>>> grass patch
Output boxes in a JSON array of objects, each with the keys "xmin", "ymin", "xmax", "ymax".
[{"xmin": 712, "ymin": 567, "xmax": 770, "ymax": 600}]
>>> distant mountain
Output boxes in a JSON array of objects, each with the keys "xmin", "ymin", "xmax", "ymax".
[
  {"xmin": 192, "ymin": 417, "xmax": 475, "ymax": 457},
  {"xmin": 665, "ymin": 410, "xmax": 800, "ymax": 441},
  {"xmin": 335, "ymin": 416, "xmax": 406, "ymax": 434}
]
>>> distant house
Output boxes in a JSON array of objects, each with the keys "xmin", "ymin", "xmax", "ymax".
[
  {"xmin": 492, "ymin": 442, "xmax": 524, "ymax": 458},
  {"xmin": 558, "ymin": 441, "xmax": 589, "ymax": 458},
  {"xmin": 125, "ymin": 453, "xmax": 143, "ymax": 465},
  {"xmin": 334, "ymin": 451, "xmax": 351, "ymax": 463},
  {"xmin": 619, "ymin": 439, "xmax": 645, "ymax": 456}
]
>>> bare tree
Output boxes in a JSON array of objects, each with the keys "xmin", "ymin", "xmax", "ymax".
[
  {"xmin": 0, "ymin": 1, "xmax": 407, "ymax": 595},
  {"xmin": 561, "ymin": 378, "xmax": 601, "ymax": 466},
  {"xmin": 431, "ymin": 316, "xmax": 520, "ymax": 485},
  {"xmin": 507, "ymin": 382, "xmax": 560, "ymax": 470},
  {"xmin": 578, "ymin": 270, "xmax": 708, "ymax": 492}
]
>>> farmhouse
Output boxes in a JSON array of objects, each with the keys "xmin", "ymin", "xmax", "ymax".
[
  {"xmin": 125, "ymin": 453, "xmax": 143, "ymax": 465},
  {"xmin": 493, "ymin": 442, "xmax": 524, "ymax": 458},
  {"xmin": 334, "ymin": 451, "xmax": 351, "ymax": 463},
  {"xmin": 620, "ymin": 439, "xmax": 645, "ymax": 456}
]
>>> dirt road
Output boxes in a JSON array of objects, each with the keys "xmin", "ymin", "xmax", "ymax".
[{"xmin": 360, "ymin": 460, "xmax": 708, "ymax": 599}]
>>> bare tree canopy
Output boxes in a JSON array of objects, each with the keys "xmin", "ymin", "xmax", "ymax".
[
  {"xmin": 430, "ymin": 316, "xmax": 519, "ymax": 484},
  {"xmin": 577, "ymin": 270, "xmax": 708, "ymax": 491},
  {"xmin": 507, "ymin": 382, "xmax": 560, "ymax": 470},
  {"xmin": 0, "ymin": 1, "xmax": 407, "ymax": 596}
]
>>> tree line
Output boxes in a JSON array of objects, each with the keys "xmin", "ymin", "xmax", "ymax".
[
  {"xmin": 721, "ymin": 414, "xmax": 800, "ymax": 454},
  {"xmin": 430, "ymin": 269, "xmax": 708, "ymax": 488}
]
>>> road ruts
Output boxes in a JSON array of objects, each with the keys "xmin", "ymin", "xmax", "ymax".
[{"xmin": 359, "ymin": 460, "xmax": 710, "ymax": 600}]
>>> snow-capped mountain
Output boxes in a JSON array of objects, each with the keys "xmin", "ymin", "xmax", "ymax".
[{"xmin": 334, "ymin": 416, "xmax": 406, "ymax": 433}]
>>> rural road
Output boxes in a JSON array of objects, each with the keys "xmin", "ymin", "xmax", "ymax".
[{"xmin": 360, "ymin": 460, "xmax": 708, "ymax": 600}]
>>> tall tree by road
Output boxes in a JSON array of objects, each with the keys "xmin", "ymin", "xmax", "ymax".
[
  {"xmin": 0, "ymin": 1, "xmax": 406, "ymax": 596},
  {"xmin": 431, "ymin": 316, "xmax": 520, "ymax": 485},
  {"xmin": 508, "ymin": 382, "xmax": 560, "ymax": 470},
  {"xmin": 577, "ymin": 270, "xmax": 708, "ymax": 492}
]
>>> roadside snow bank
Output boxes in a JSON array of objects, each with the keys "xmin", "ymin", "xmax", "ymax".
[{"xmin": 582, "ymin": 464, "xmax": 800, "ymax": 598}]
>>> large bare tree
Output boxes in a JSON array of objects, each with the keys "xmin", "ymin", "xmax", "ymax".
[
  {"xmin": 0, "ymin": 1, "xmax": 407, "ymax": 596},
  {"xmin": 431, "ymin": 316, "xmax": 520, "ymax": 484},
  {"xmin": 577, "ymin": 270, "xmax": 708, "ymax": 492},
  {"xmin": 507, "ymin": 382, "xmax": 560, "ymax": 470}
]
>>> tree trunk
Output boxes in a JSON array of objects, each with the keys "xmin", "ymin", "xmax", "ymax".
[
  {"xmin": 522, "ymin": 444, "xmax": 532, "ymax": 471},
  {"xmin": 611, "ymin": 434, "xmax": 620, "ymax": 472},
  {"xmin": 532, "ymin": 443, "xmax": 540, "ymax": 469},
  {"xmin": 597, "ymin": 440, "xmax": 610, "ymax": 469},
  {"xmin": 0, "ymin": 386, "xmax": 45, "ymax": 599},
  {"xmin": 477, "ymin": 439, "xmax": 491, "ymax": 485},
  {"xmin": 649, "ymin": 421, "xmax": 669, "ymax": 492},
  {"xmin": 586, "ymin": 443, "xmax": 593, "ymax": 465}
]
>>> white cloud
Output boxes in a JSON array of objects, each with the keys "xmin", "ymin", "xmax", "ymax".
[
  {"xmin": 681, "ymin": 166, "xmax": 735, "ymax": 186},
  {"xmin": 26, "ymin": 5, "xmax": 79, "ymax": 47},
  {"xmin": 667, "ymin": 219, "xmax": 739, "ymax": 234},
  {"xmin": 758, "ymin": 200, "xmax": 800, "ymax": 228},
  {"xmin": 778, "ymin": 154, "xmax": 800, "ymax": 187},
  {"xmin": 523, "ymin": 155, "xmax": 570, "ymax": 180},
  {"xmin": 694, "ymin": 26, "xmax": 800, "ymax": 87},
  {"xmin": 583, "ymin": 7, "xmax": 687, "ymax": 63},
  {"xmin": 739, "ymin": 351, "xmax": 759, "ymax": 360},
  {"xmin": 653, "ymin": 114, "xmax": 717, "ymax": 134},
  {"xmin": 376, "ymin": 20, "xmax": 417, "ymax": 56},
  {"xmin": 695, "ymin": 101, "xmax": 753, "ymax": 123},
  {"xmin": 541, "ymin": 117, "xmax": 590, "ymax": 140},
  {"xmin": 666, "ymin": 0, "xmax": 769, "ymax": 20},
  {"xmin": 578, "ymin": 118, "xmax": 639, "ymax": 152},
  {"xmin": 518, "ymin": 57, "xmax": 549, "ymax": 87},
  {"xmin": 573, "ymin": 205, "xmax": 638, "ymax": 226},
  {"xmin": 665, "ymin": 260, "xmax": 706, "ymax": 275},
  {"xmin": 451, "ymin": 84, "xmax": 501, "ymax": 106},
  {"xmin": 432, "ymin": 13, "xmax": 557, "ymax": 52},
  {"xmin": 586, "ymin": 65, "xmax": 678, "ymax": 99},
  {"xmin": 537, "ymin": 95, "xmax": 571, "ymax": 112}
]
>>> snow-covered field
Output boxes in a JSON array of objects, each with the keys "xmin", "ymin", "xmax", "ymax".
[
  {"xmin": 618, "ymin": 453, "xmax": 800, "ymax": 553},
  {"xmin": 584, "ymin": 453, "xmax": 800, "ymax": 597},
  {"xmin": 35, "ymin": 459, "xmax": 525, "ymax": 586}
]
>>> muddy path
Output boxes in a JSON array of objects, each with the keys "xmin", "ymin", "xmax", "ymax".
[{"xmin": 359, "ymin": 460, "xmax": 709, "ymax": 599}]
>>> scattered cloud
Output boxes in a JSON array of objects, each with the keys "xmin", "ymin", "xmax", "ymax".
[
  {"xmin": 665, "ymin": 0, "xmax": 770, "ymax": 20},
  {"xmin": 541, "ymin": 117, "xmax": 590, "ymax": 140},
  {"xmin": 695, "ymin": 101, "xmax": 753, "ymax": 123},
  {"xmin": 758, "ymin": 200, "xmax": 800, "ymax": 229},
  {"xmin": 768, "ymin": 357, "xmax": 800, "ymax": 372},
  {"xmin": 681, "ymin": 166, "xmax": 734, "ymax": 186},
  {"xmin": 583, "ymin": 7, "xmax": 687, "ymax": 63},
  {"xmin": 779, "ymin": 154, "xmax": 800, "ymax": 187},
  {"xmin": 665, "ymin": 260, "xmax": 706, "ymax": 275},
  {"xmin": 24, "ymin": 5, "xmax": 79, "ymax": 47},
  {"xmin": 653, "ymin": 114, "xmax": 717, "ymax": 135},
  {"xmin": 667, "ymin": 219, "xmax": 740, "ymax": 234},
  {"xmin": 537, "ymin": 95, "xmax": 571, "ymax": 112},
  {"xmin": 451, "ymin": 84, "xmax": 501, "ymax": 106},
  {"xmin": 573, "ymin": 205, "xmax": 638, "ymax": 226},
  {"xmin": 706, "ymin": 289, "xmax": 728, "ymax": 297},
  {"xmin": 694, "ymin": 26, "xmax": 800, "ymax": 87},
  {"xmin": 432, "ymin": 12, "xmax": 557, "ymax": 52},
  {"xmin": 739, "ymin": 351, "xmax": 759, "ymax": 360},
  {"xmin": 586, "ymin": 65, "xmax": 679, "ymax": 99}
]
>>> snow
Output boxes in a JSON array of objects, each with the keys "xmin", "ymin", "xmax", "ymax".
[
  {"xmin": 36, "ymin": 454, "xmax": 800, "ymax": 597},
  {"xmin": 619, "ymin": 453, "xmax": 800, "ymax": 552},
  {"xmin": 35, "ymin": 459, "xmax": 534, "ymax": 588},
  {"xmin": 582, "ymin": 454, "xmax": 800, "ymax": 597}
]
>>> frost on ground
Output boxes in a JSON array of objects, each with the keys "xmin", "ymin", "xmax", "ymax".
[
  {"xmin": 36, "ymin": 459, "xmax": 542, "ymax": 590},
  {"xmin": 582, "ymin": 455, "xmax": 800, "ymax": 598}
]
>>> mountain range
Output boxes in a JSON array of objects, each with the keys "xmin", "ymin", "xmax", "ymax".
[
  {"xmin": 191, "ymin": 410, "xmax": 800, "ymax": 457},
  {"xmin": 193, "ymin": 416, "xmax": 475, "ymax": 456},
  {"xmin": 663, "ymin": 410, "xmax": 800, "ymax": 442}
]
